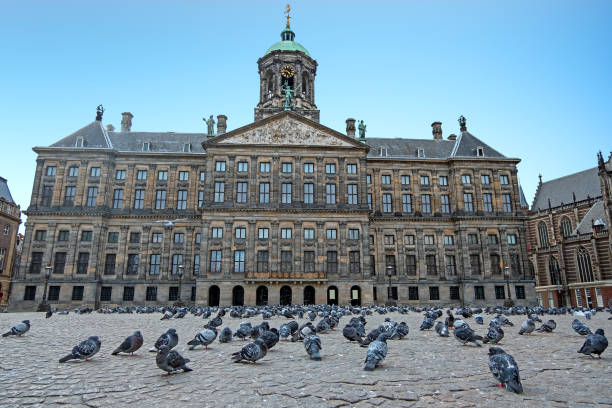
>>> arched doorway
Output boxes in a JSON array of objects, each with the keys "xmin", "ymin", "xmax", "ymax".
[
  {"xmin": 350, "ymin": 285, "xmax": 361, "ymax": 306},
  {"xmin": 208, "ymin": 285, "xmax": 220, "ymax": 307},
  {"xmin": 303, "ymin": 286, "xmax": 315, "ymax": 305},
  {"xmin": 327, "ymin": 286, "xmax": 338, "ymax": 305},
  {"xmin": 232, "ymin": 286, "xmax": 244, "ymax": 306},
  {"xmin": 256, "ymin": 286, "xmax": 268, "ymax": 306},
  {"xmin": 280, "ymin": 286, "xmax": 292, "ymax": 305}
]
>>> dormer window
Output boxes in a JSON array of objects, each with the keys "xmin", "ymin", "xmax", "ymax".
[
  {"xmin": 142, "ymin": 142, "xmax": 152, "ymax": 151},
  {"xmin": 76, "ymin": 137, "xmax": 87, "ymax": 148},
  {"xmin": 183, "ymin": 143, "xmax": 192, "ymax": 153},
  {"xmin": 476, "ymin": 146, "xmax": 485, "ymax": 157},
  {"xmin": 417, "ymin": 148, "xmax": 425, "ymax": 158},
  {"xmin": 380, "ymin": 147, "xmax": 387, "ymax": 157}
]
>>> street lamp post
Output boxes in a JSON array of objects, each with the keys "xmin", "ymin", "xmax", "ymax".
[
  {"xmin": 174, "ymin": 265, "xmax": 184, "ymax": 307},
  {"xmin": 504, "ymin": 266, "xmax": 514, "ymax": 308},
  {"xmin": 37, "ymin": 265, "xmax": 51, "ymax": 312},
  {"xmin": 385, "ymin": 265, "xmax": 395, "ymax": 306}
]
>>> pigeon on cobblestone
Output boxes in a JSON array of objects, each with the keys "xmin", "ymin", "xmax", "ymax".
[
  {"xmin": 475, "ymin": 315, "xmax": 484, "ymax": 325},
  {"xmin": 59, "ymin": 336, "xmax": 101, "ymax": 363},
  {"xmin": 45, "ymin": 310, "xmax": 53, "ymax": 318},
  {"xmin": 483, "ymin": 324, "xmax": 504, "ymax": 344},
  {"xmin": 231, "ymin": 338, "xmax": 268, "ymax": 363},
  {"xmin": 160, "ymin": 310, "xmax": 173, "ymax": 320},
  {"xmin": 218, "ymin": 327, "xmax": 233, "ymax": 343},
  {"xmin": 488, "ymin": 347, "xmax": 523, "ymax": 393},
  {"xmin": 2, "ymin": 320, "xmax": 30, "ymax": 337},
  {"xmin": 364, "ymin": 333, "xmax": 389, "ymax": 371},
  {"xmin": 420, "ymin": 317, "xmax": 435, "ymax": 331},
  {"xmin": 390, "ymin": 322, "xmax": 409, "ymax": 340},
  {"xmin": 578, "ymin": 328, "xmax": 608, "ymax": 359},
  {"xmin": 279, "ymin": 322, "xmax": 299, "ymax": 340},
  {"xmin": 207, "ymin": 315, "xmax": 222, "ymax": 328},
  {"xmin": 454, "ymin": 324, "xmax": 483, "ymax": 347},
  {"xmin": 445, "ymin": 310, "xmax": 455, "ymax": 329},
  {"xmin": 435, "ymin": 321, "xmax": 449, "ymax": 337},
  {"xmin": 234, "ymin": 322, "xmax": 252, "ymax": 341},
  {"xmin": 572, "ymin": 319, "xmax": 592, "ymax": 336},
  {"xmin": 150, "ymin": 328, "xmax": 179, "ymax": 352},
  {"xmin": 518, "ymin": 319, "xmax": 535, "ymax": 335},
  {"xmin": 188, "ymin": 327, "xmax": 217, "ymax": 350},
  {"xmin": 304, "ymin": 334, "xmax": 322, "ymax": 360},
  {"xmin": 112, "ymin": 331, "xmax": 143, "ymax": 356},
  {"xmin": 360, "ymin": 326, "xmax": 383, "ymax": 347},
  {"xmin": 535, "ymin": 320, "xmax": 557, "ymax": 333},
  {"xmin": 259, "ymin": 329, "xmax": 279, "ymax": 350},
  {"xmin": 156, "ymin": 345, "xmax": 192, "ymax": 375},
  {"xmin": 343, "ymin": 325, "xmax": 364, "ymax": 343}
]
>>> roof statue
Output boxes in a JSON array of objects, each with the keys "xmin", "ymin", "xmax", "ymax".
[
  {"xmin": 95, "ymin": 105, "xmax": 104, "ymax": 121},
  {"xmin": 204, "ymin": 115, "xmax": 215, "ymax": 137},
  {"xmin": 358, "ymin": 120, "xmax": 367, "ymax": 140},
  {"xmin": 282, "ymin": 80, "xmax": 300, "ymax": 111},
  {"xmin": 458, "ymin": 115, "xmax": 467, "ymax": 132}
]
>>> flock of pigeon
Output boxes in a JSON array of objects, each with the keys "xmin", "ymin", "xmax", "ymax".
[{"xmin": 2, "ymin": 304, "xmax": 609, "ymax": 394}]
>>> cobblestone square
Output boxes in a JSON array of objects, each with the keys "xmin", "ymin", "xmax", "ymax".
[{"xmin": 0, "ymin": 310, "xmax": 610, "ymax": 407}]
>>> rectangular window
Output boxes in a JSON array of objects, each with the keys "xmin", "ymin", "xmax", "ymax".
[
  {"xmin": 23, "ymin": 286, "xmax": 36, "ymax": 300},
  {"xmin": 450, "ymin": 286, "xmax": 460, "ymax": 300},
  {"xmin": 281, "ymin": 183, "xmax": 292, "ymax": 203},
  {"xmin": 326, "ymin": 184, "xmax": 336, "ymax": 204},
  {"xmin": 426, "ymin": 255, "xmax": 437, "ymax": 275},
  {"xmin": 209, "ymin": 250, "xmax": 222, "ymax": 273},
  {"xmin": 68, "ymin": 166, "xmax": 79, "ymax": 177},
  {"xmin": 483, "ymin": 193, "xmax": 493, "ymax": 212},
  {"xmin": 439, "ymin": 194, "xmax": 450, "ymax": 214},
  {"xmin": 106, "ymin": 231, "xmax": 118, "ymax": 243},
  {"xmin": 259, "ymin": 182, "xmax": 270, "ymax": 203},
  {"xmin": 34, "ymin": 230, "xmax": 47, "ymax": 241},
  {"xmin": 439, "ymin": 176, "xmax": 448, "ymax": 186},
  {"xmin": 349, "ymin": 251, "xmax": 360, "ymax": 273},
  {"xmin": 326, "ymin": 229, "xmax": 337, "ymax": 240},
  {"xmin": 303, "ymin": 163, "xmax": 314, "ymax": 173},
  {"xmin": 89, "ymin": 167, "xmax": 100, "ymax": 177},
  {"xmin": 348, "ymin": 228, "xmax": 359, "ymax": 240},
  {"xmin": 77, "ymin": 252, "xmax": 89, "ymax": 274},
  {"xmin": 48, "ymin": 286, "xmax": 60, "ymax": 301},
  {"xmin": 151, "ymin": 233, "xmax": 163, "ymax": 243},
  {"xmin": 381, "ymin": 174, "xmax": 391, "ymax": 184},
  {"xmin": 168, "ymin": 287, "xmax": 179, "ymax": 301},
  {"xmin": 155, "ymin": 190, "xmax": 166, "ymax": 209},
  {"xmin": 41, "ymin": 185, "xmax": 53, "ymax": 206},
  {"xmin": 198, "ymin": 190, "xmax": 205, "ymax": 207},
  {"xmin": 470, "ymin": 254, "xmax": 481, "ymax": 275},
  {"xmin": 123, "ymin": 286, "xmax": 135, "ymax": 301},
  {"xmin": 475, "ymin": 286, "xmax": 485, "ymax": 300},
  {"xmin": 347, "ymin": 184, "xmax": 358, "ymax": 205},
  {"xmin": 45, "ymin": 166, "xmax": 57, "ymax": 176},
  {"xmin": 258, "ymin": 228, "xmax": 269, "ymax": 239},
  {"xmin": 370, "ymin": 255, "xmax": 376, "ymax": 275},
  {"xmin": 409, "ymin": 286, "xmax": 419, "ymax": 300},
  {"xmin": 235, "ymin": 227, "xmax": 246, "ymax": 239},
  {"xmin": 325, "ymin": 163, "xmax": 336, "ymax": 174},
  {"xmin": 149, "ymin": 254, "xmax": 161, "ymax": 275},
  {"xmin": 510, "ymin": 253, "xmax": 521, "ymax": 275},
  {"xmin": 146, "ymin": 286, "xmax": 157, "ymax": 301},
  {"xmin": 327, "ymin": 251, "xmax": 338, "ymax": 273},
  {"xmin": 304, "ymin": 228, "xmax": 314, "ymax": 240},
  {"xmin": 133, "ymin": 189, "xmax": 145, "ymax": 209},
  {"xmin": 171, "ymin": 254, "xmax": 183, "ymax": 274},
  {"xmin": 234, "ymin": 250, "xmax": 245, "ymax": 273},
  {"xmin": 104, "ymin": 254, "xmax": 116, "ymax": 275},
  {"xmin": 495, "ymin": 286, "xmax": 505, "ymax": 300},
  {"xmin": 444, "ymin": 235, "xmax": 454, "ymax": 245},
  {"xmin": 157, "ymin": 170, "xmax": 168, "ymax": 181},
  {"xmin": 481, "ymin": 174, "xmax": 491, "ymax": 185},
  {"xmin": 304, "ymin": 251, "xmax": 315, "ymax": 273},
  {"xmin": 421, "ymin": 194, "xmax": 431, "ymax": 213},
  {"xmin": 72, "ymin": 286, "xmax": 84, "ymax": 301},
  {"xmin": 112, "ymin": 189, "xmax": 124, "ymax": 209},
  {"xmin": 54, "ymin": 252, "xmax": 67, "ymax": 274},
  {"xmin": 515, "ymin": 285, "xmax": 526, "ymax": 299},
  {"xmin": 257, "ymin": 250, "xmax": 269, "ymax": 273},
  {"xmin": 236, "ymin": 182, "xmax": 248, "ymax": 203},
  {"xmin": 420, "ymin": 175, "xmax": 429, "ymax": 186},
  {"xmin": 199, "ymin": 171, "xmax": 205, "ymax": 182},
  {"xmin": 401, "ymin": 175, "xmax": 410, "ymax": 185},
  {"xmin": 406, "ymin": 255, "xmax": 416, "ymax": 275},
  {"xmin": 507, "ymin": 234, "xmax": 517, "ymax": 245},
  {"xmin": 429, "ymin": 286, "xmax": 440, "ymax": 301},
  {"xmin": 195, "ymin": 233, "xmax": 201, "ymax": 244},
  {"xmin": 137, "ymin": 169, "xmax": 147, "ymax": 180},
  {"xmin": 404, "ymin": 235, "xmax": 415, "ymax": 245},
  {"xmin": 468, "ymin": 233, "xmax": 478, "ymax": 244},
  {"xmin": 282, "ymin": 162, "xmax": 292, "ymax": 173},
  {"xmin": 174, "ymin": 233, "xmax": 185, "ymax": 243},
  {"xmin": 215, "ymin": 161, "xmax": 226, "ymax": 172},
  {"xmin": 127, "ymin": 254, "xmax": 139, "ymax": 275},
  {"xmin": 115, "ymin": 169, "xmax": 126, "ymax": 180},
  {"xmin": 366, "ymin": 174, "xmax": 371, "ymax": 184},
  {"xmin": 259, "ymin": 162, "xmax": 271, "ymax": 173},
  {"xmin": 488, "ymin": 234, "xmax": 499, "ymax": 245},
  {"xmin": 384, "ymin": 234, "xmax": 395, "ymax": 245},
  {"xmin": 502, "ymin": 194, "xmax": 512, "ymax": 212},
  {"xmin": 386, "ymin": 254, "xmax": 396, "ymax": 275},
  {"xmin": 81, "ymin": 231, "xmax": 93, "ymax": 241},
  {"xmin": 500, "ymin": 175, "xmax": 509, "ymax": 185},
  {"xmin": 367, "ymin": 193, "xmax": 373, "ymax": 210},
  {"xmin": 86, "ymin": 187, "xmax": 98, "ymax": 207},
  {"xmin": 64, "ymin": 186, "xmax": 76, "ymax": 206},
  {"xmin": 237, "ymin": 161, "xmax": 248, "ymax": 172},
  {"xmin": 176, "ymin": 190, "xmax": 187, "ymax": 210},
  {"xmin": 402, "ymin": 194, "xmax": 412, "ymax": 212},
  {"xmin": 463, "ymin": 193, "xmax": 474, "ymax": 212},
  {"xmin": 424, "ymin": 235, "xmax": 435, "ymax": 245},
  {"xmin": 303, "ymin": 183, "xmax": 314, "ymax": 204},
  {"xmin": 382, "ymin": 193, "xmax": 392, "ymax": 213},
  {"xmin": 127, "ymin": 232, "xmax": 140, "ymax": 243},
  {"xmin": 281, "ymin": 251, "xmax": 292, "ymax": 273},
  {"xmin": 29, "ymin": 252, "xmax": 43, "ymax": 274},
  {"xmin": 193, "ymin": 254, "xmax": 200, "ymax": 275},
  {"xmin": 281, "ymin": 228, "xmax": 292, "ymax": 239},
  {"xmin": 214, "ymin": 182, "xmax": 225, "ymax": 203},
  {"xmin": 346, "ymin": 163, "xmax": 357, "ymax": 174},
  {"xmin": 178, "ymin": 171, "xmax": 189, "ymax": 181},
  {"xmin": 461, "ymin": 174, "xmax": 471, "ymax": 184},
  {"xmin": 446, "ymin": 255, "xmax": 456, "ymax": 275}
]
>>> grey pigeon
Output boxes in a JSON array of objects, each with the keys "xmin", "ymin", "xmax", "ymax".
[
  {"xmin": 475, "ymin": 315, "xmax": 484, "ymax": 325},
  {"xmin": 259, "ymin": 329, "xmax": 279, "ymax": 350},
  {"xmin": 364, "ymin": 333, "xmax": 389, "ymax": 371},
  {"xmin": 160, "ymin": 310, "xmax": 173, "ymax": 320},
  {"xmin": 304, "ymin": 334, "xmax": 322, "ymax": 360},
  {"xmin": 218, "ymin": 327, "xmax": 233, "ymax": 343},
  {"xmin": 483, "ymin": 324, "xmax": 504, "ymax": 344},
  {"xmin": 361, "ymin": 326, "xmax": 383, "ymax": 347},
  {"xmin": 45, "ymin": 310, "xmax": 53, "ymax": 318},
  {"xmin": 59, "ymin": 336, "xmax": 101, "ymax": 363},
  {"xmin": 307, "ymin": 310, "xmax": 316, "ymax": 321},
  {"xmin": 207, "ymin": 315, "xmax": 222, "ymax": 328},
  {"xmin": 231, "ymin": 338, "xmax": 268, "ymax": 363},
  {"xmin": 572, "ymin": 319, "xmax": 592, "ymax": 336},
  {"xmin": 343, "ymin": 325, "xmax": 364, "ymax": 343},
  {"xmin": 187, "ymin": 327, "xmax": 217, "ymax": 350},
  {"xmin": 2, "ymin": 320, "xmax": 30, "ymax": 337},
  {"xmin": 156, "ymin": 345, "xmax": 192, "ymax": 375},
  {"xmin": 420, "ymin": 317, "xmax": 435, "ymax": 331},
  {"xmin": 454, "ymin": 325, "xmax": 483, "ymax": 346},
  {"xmin": 435, "ymin": 321, "xmax": 449, "ymax": 337},
  {"xmin": 518, "ymin": 319, "xmax": 535, "ymax": 335},
  {"xmin": 488, "ymin": 347, "xmax": 523, "ymax": 393},
  {"xmin": 390, "ymin": 322, "xmax": 409, "ymax": 340},
  {"xmin": 150, "ymin": 328, "xmax": 178, "ymax": 352},
  {"xmin": 316, "ymin": 319, "xmax": 330, "ymax": 334},
  {"xmin": 535, "ymin": 320, "xmax": 556, "ymax": 333},
  {"xmin": 234, "ymin": 322, "xmax": 252, "ymax": 341},
  {"xmin": 578, "ymin": 328, "xmax": 608, "ymax": 359},
  {"xmin": 112, "ymin": 331, "xmax": 143, "ymax": 355}
]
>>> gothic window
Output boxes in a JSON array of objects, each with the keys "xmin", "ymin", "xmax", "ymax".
[
  {"xmin": 560, "ymin": 217, "xmax": 572, "ymax": 238},
  {"xmin": 549, "ymin": 256, "xmax": 561, "ymax": 285},
  {"xmin": 538, "ymin": 221, "xmax": 549, "ymax": 247},
  {"xmin": 577, "ymin": 247, "xmax": 594, "ymax": 282}
]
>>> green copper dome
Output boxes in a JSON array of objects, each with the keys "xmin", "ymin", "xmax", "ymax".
[{"xmin": 264, "ymin": 27, "xmax": 311, "ymax": 57}]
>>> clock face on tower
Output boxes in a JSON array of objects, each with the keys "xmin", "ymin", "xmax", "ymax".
[{"xmin": 281, "ymin": 65, "xmax": 295, "ymax": 78}]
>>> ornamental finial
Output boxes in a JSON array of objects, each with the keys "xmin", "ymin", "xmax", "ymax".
[{"xmin": 285, "ymin": 4, "xmax": 291, "ymax": 28}]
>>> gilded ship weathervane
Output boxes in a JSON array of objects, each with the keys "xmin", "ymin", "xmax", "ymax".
[{"xmin": 285, "ymin": 4, "xmax": 291, "ymax": 28}]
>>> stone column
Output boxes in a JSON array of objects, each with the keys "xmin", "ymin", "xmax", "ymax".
[
  {"xmin": 223, "ymin": 221, "xmax": 233, "ymax": 277},
  {"xmin": 30, "ymin": 159, "xmax": 45, "ymax": 207},
  {"xmin": 360, "ymin": 221, "xmax": 371, "ymax": 280}
]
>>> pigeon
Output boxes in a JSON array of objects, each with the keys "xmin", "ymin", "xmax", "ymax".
[
  {"xmin": 361, "ymin": 327, "xmax": 383, "ymax": 347},
  {"xmin": 445, "ymin": 310, "xmax": 455, "ymax": 329},
  {"xmin": 231, "ymin": 338, "xmax": 268, "ymax": 364},
  {"xmin": 488, "ymin": 347, "xmax": 523, "ymax": 393},
  {"xmin": 187, "ymin": 327, "xmax": 217, "ymax": 350},
  {"xmin": 435, "ymin": 321, "xmax": 449, "ymax": 337},
  {"xmin": 572, "ymin": 319, "xmax": 592, "ymax": 336},
  {"xmin": 475, "ymin": 315, "xmax": 484, "ymax": 325},
  {"xmin": 292, "ymin": 323, "xmax": 316, "ymax": 342},
  {"xmin": 535, "ymin": 320, "xmax": 556, "ymax": 333},
  {"xmin": 316, "ymin": 319, "xmax": 330, "ymax": 334},
  {"xmin": 454, "ymin": 325, "xmax": 483, "ymax": 346},
  {"xmin": 234, "ymin": 322, "xmax": 252, "ymax": 341},
  {"xmin": 150, "ymin": 328, "xmax": 179, "ymax": 352},
  {"xmin": 483, "ymin": 324, "xmax": 504, "ymax": 344},
  {"xmin": 161, "ymin": 310, "xmax": 173, "ymax": 320},
  {"xmin": 259, "ymin": 329, "xmax": 279, "ymax": 350},
  {"xmin": 364, "ymin": 333, "xmax": 389, "ymax": 371},
  {"xmin": 59, "ymin": 336, "xmax": 101, "ymax": 363},
  {"xmin": 420, "ymin": 317, "xmax": 435, "ymax": 331},
  {"xmin": 208, "ymin": 315, "xmax": 222, "ymax": 328},
  {"xmin": 218, "ymin": 327, "xmax": 233, "ymax": 343},
  {"xmin": 343, "ymin": 325, "xmax": 364, "ymax": 343},
  {"xmin": 307, "ymin": 311, "xmax": 316, "ymax": 321},
  {"xmin": 45, "ymin": 310, "xmax": 53, "ymax": 319},
  {"xmin": 156, "ymin": 345, "xmax": 192, "ymax": 376},
  {"xmin": 112, "ymin": 331, "xmax": 143, "ymax": 356},
  {"xmin": 518, "ymin": 319, "xmax": 535, "ymax": 335},
  {"xmin": 174, "ymin": 310, "xmax": 186, "ymax": 319},
  {"xmin": 2, "ymin": 320, "xmax": 30, "ymax": 337},
  {"xmin": 304, "ymin": 334, "xmax": 322, "ymax": 360},
  {"xmin": 390, "ymin": 322, "xmax": 409, "ymax": 340},
  {"xmin": 578, "ymin": 329, "xmax": 608, "ymax": 359}
]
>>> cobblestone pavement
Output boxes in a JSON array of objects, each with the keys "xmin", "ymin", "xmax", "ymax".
[{"xmin": 0, "ymin": 310, "xmax": 610, "ymax": 407}]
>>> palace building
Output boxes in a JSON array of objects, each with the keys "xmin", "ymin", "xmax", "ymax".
[
  {"xmin": 0, "ymin": 177, "xmax": 22, "ymax": 307},
  {"xmin": 9, "ymin": 15, "xmax": 535, "ymax": 310}
]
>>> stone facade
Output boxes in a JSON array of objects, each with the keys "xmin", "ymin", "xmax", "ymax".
[
  {"xmin": 0, "ymin": 177, "xmax": 22, "ymax": 306},
  {"xmin": 9, "ymin": 20, "xmax": 535, "ymax": 310}
]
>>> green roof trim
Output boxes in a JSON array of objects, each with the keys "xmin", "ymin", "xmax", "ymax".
[{"xmin": 265, "ymin": 40, "xmax": 310, "ymax": 57}]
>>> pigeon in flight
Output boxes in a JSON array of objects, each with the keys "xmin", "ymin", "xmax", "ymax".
[
  {"xmin": 488, "ymin": 347, "xmax": 523, "ymax": 393},
  {"xmin": 578, "ymin": 328, "xmax": 608, "ymax": 359},
  {"xmin": 304, "ymin": 334, "xmax": 322, "ymax": 360},
  {"xmin": 59, "ymin": 336, "xmax": 101, "ymax": 363},
  {"xmin": 112, "ymin": 331, "xmax": 143, "ymax": 356},
  {"xmin": 2, "ymin": 320, "xmax": 30, "ymax": 337},
  {"xmin": 156, "ymin": 345, "xmax": 192, "ymax": 376}
]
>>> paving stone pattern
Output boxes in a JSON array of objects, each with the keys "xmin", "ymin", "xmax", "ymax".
[{"xmin": 0, "ymin": 311, "xmax": 610, "ymax": 407}]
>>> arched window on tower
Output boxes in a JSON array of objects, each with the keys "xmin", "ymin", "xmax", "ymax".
[
  {"xmin": 265, "ymin": 70, "xmax": 275, "ymax": 99},
  {"xmin": 560, "ymin": 217, "xmax": 572, "ymax": 239},
  {"xmin": 301, "ymin": 72, "xmax": 310, "ymax": 100},
  {"xmin": 538, "ymin": 221, "xmax": 549, "ymax": 248},
  {"xmin": 548, "ymin": 256, "xmax": 561, "ymax": 285},
  {"xmin": 577, "ymin": 247, "xmax": 594, "ymax": 282}
]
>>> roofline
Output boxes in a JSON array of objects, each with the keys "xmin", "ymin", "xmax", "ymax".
[
  {"xmin": 32, "ymin": 147, "xmax": 206, "ymax": 157},
  {"xmin": 538, "ymin": 166, "xmax": 598, "ymax": 186}
]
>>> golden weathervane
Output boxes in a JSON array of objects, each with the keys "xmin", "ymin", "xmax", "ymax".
[{"xmin": 285, "ymin": 4, "xmax": 291, "ymax": 28}]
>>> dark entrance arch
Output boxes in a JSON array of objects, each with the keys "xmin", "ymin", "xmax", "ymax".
[
  {"xmin": 350, "ymin": 285, "xmax": 362, "ymax": 306},
  {"xmin": 256, "ymin": 286, "xmax": 268, "ymax": 306},
  {"xmin": 327, "ymin": 286, "xmax": 338, "ymax": 305},
  {"xmin": 208, "ymin": 285, "xmax": 220, "ymax": 307},
  {"xmin": 280, "ymin": 285, "xmax": 292, "ymax": 305},
  {"xmin": 304, "ymin": 286, "xmax": 315, "ymax": 305},
  {"xmin": 232, "ymin": 286, "xmax": 244, "ymax": 306}
]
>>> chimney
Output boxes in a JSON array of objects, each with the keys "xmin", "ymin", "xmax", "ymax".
[
  {"xmin": 345, "ymin": 118, "xmax": 356, "ymax": 137},
  {"xmin": 447, "ymin": 134, "xmax": 457, "ymax": 141},
  {"xmin": 121, "ymin": 112, "xmax": 133, "ymax": 132},
  {"xmin": 217, "ymin": 114, "xmax": 227, "ymax": 134},
  {"xmin": 106, "ymin": 124, "xmax": 115, "ymax": 132},
  {"xmin": 431, "ymin": 121, "xmax": 442, "ymax": 139}
]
